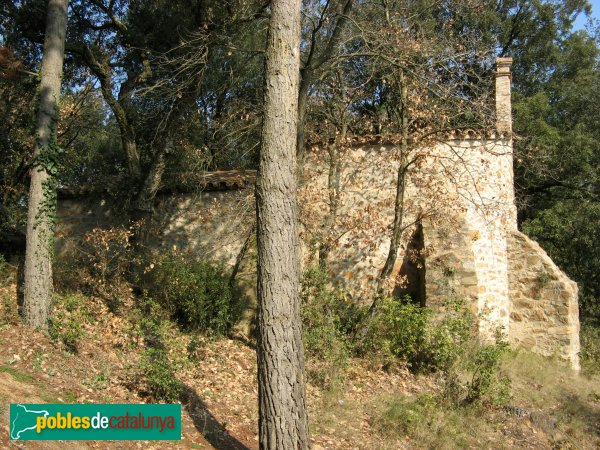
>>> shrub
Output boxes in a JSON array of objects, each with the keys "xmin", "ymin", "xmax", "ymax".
[
  {"xmin": 301, "ymin": 265, "xmax": 365, "ymax": 389},
  {"xmin": 368, "ymin": 296, "xmax": 473, "ymax": 373},
  {"xmin": 463, "ymin": 340, "xmax": 510, "ymax": 405},
  {"xmin": 138, "ymin": 251, "xmax": 243, "ymax": 335},
  {"xmin": 441, "ymin": 334, "xmax": 511, "ymax": 407},
  {"xmin": 139, "ymin": 347, "xmax": 183, "ymax": 403},
  {"xmin": 424, "ymin": 299, "xmax": 474, "ymax": 371},
  {"xmin": 55, "ymin": 225, "xmax": 134, "ymax": 308},
  {"xmin": 0, "ymin": 256, "xmax": 18, "ymax": 325},
  {"xmin": 0, "ymin": 254, "xmax": 7, "ymax": 283},
  {"xmin": 130, "ymin": 299, "xmax": 183, "ymax": 402},
  {"xmin": 49, "ymin": 294, "xmax": 91, "ymax": 353},
  {"xmin": 375, "ymin": 394, "xmax": 438, "ymax": 436},
  {"xmin": 376, "ymin": 297, "xmax": 430, "ymax": 366},
  {"xmin": 580, "ymin": 323, "xmax": 600, "ymax": 375}
]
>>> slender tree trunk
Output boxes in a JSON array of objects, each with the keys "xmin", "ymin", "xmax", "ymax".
[
  {"xmin": 319, "ymin": 118, "xmax": 346, "ymax": 269},
  {"xmin": 376, "ymin": 73, "xmax": 409, "ymax": 294},
  {"xmin": 255, "ymin": 0, "xmax": 309, "ymax": 448},
  {"xmin": 358, "ymin": 73, "xmax": 409, "ymax": 335},
  {"xmin": 81, "ymin": 45, "xmax": 142, "ymax": 181},
  {"xmin": 296, "ymin": 0, "xmax": 353, "ymax": 160},
  {"xmin": 23, "ymin": 0, "xmax": 69, "ymax": 331},
  {"xmin": 127, "ymin": 136, "xmax": 172, "ymax": 249},
  {"xmin": 133, "ymin": 136, "xmax": 173, "ymax": 215},
  {"xmin": 296, "ymin": 67, "xmax": 312, "ymax": 160}
]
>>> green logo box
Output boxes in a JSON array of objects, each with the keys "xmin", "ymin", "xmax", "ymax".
[{"xmin": 10, "ymin": 403, "xmax": 181, "ymax": 440}]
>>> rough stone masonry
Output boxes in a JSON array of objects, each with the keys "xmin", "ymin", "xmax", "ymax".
[{"xmin": 56, "ymin": 59, "xmax": 581, "ymax": 369}]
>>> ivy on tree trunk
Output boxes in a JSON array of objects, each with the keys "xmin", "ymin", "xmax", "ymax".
[{"xmin": 23, "ymin": 0, "xmax": 69, "ymax": 331}]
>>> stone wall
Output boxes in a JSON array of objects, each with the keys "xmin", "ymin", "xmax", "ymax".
[
  {"xmin": 55, "ymin": 140, "xmax": 581, "ymax": 368},
  {"xmin": 57, "ymin": 189, "xmax": 255, "ymax": 266},
  {"xmin": 507, "ymin": 231, "xmax": 580, "ymax": 369},
  {"xmin": 299, "ymin": 137, "xmax": 516, "ymax": 338}
]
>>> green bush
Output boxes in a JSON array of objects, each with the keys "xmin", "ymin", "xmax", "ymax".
[
  {"xmin": 368, "ymin": 296, "xmax": 473, "ymax": 373},
  {"xmin": 0, "ymin": 254, "xmax": 13, "ymax": 288},
  {"xmin": 0, "ymin": 255, "xmax": 18, "ymax": 325},
  {"xmin": 138, "ymin": 251, "xmax": 243, "ymax": 335},
  {"xmin": 425, "ymin": 299, "xmax": 474, "ymax": 371},
  {"xmin": 376, "ymin": 394, "xmax": 438, "ymax": 435},
  {"xmin": 130, "ymin": 299, "xmax": 183, "ymax": 402},
  {"xmin": 462, "ymin": 341, "xmax": 510, "ymax": 405},
  {"xmin": 580, "ymin": 323, "xmax": 600, "ymax": 375},
  {"xmin": 0, "ymin": 254, "xmax": 6, "ymax": 278},
  {"xmin": 139, "ymin": 347, "xmax": 183, "ymax": 403},
  {"xmin": 440, "ymin": 333, "xmax": 511, "ymax": 407},
  {"xmin": 301, "ymin": 265, "xmax": 365, "ymax": 389},
  {"xmin": 49, "ymin": 294, "xmax": 90, "ymax": 353}
]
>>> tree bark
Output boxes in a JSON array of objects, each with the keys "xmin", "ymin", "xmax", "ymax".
[
  {"xmin": 376, "ymin": 73, "xmax": 409, "ymax": 293},
  {"xmin": 23, "ymin": 0, "xmax": 69, "ymax": 331},
  {"xmin": 358, "ymin": 73, "xmax": 409, "ymax": 333},
  {"xmin": 255, "ymin": 0, "xmax": 309, "ymax": 448},
  {"xmin": 81, "ymin": 45, "xmax": 142, "ymax": 181}
]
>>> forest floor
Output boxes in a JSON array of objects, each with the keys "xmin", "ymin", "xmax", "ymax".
[{"xmin": 1, "ymin": 278, "xmax": 600, "ymax": 449}]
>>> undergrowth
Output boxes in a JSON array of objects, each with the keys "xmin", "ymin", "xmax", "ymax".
[
  {"xmin": 49, "ymin": 294, "xmax": 94, "ymax": 353},
  {"xmin": 580, "ymin": 322, "xmax": 600, "ymax": 375},
  {"xmin": 301, "ymin": 265, "xmax": 364, "ymax": 390},
  {"xmin": 0, "ymin": 255, "xmax": 18, "ymax": 325},
  {"xmin": 138, "ymin": 251, "xmax": 244, "ymax": 336},
  {"xmin": 371, "ymin": 351, "xmax": 600, "ymax": 449},
  {"xmin": 129, "ymin": 297, "xmax": 184, "ymax": 402}
]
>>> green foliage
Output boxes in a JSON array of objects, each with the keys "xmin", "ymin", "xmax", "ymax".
[
  {"xmin": 514, "ymin": 29, "xmax": 600, "ymax": 323},
  {"xmin": 462, "ymin": 340, "xmax": 511, "ymax": 406},
  {"xmin": 138, "ymin": 251, "xmax": 243, "ymax": 335},
  {"xmin": 139, "ymin": 347, "xmax": 183, "ymax": 403},
  {"xmin": 0, "ymin": 365, "xmax": 35, "ymax": 383},
  {"xmin": 49, "ymin": 294, "xmax": 92, "ymax": 353},
  {"xmin": 372, "ymin": 391, "xmax": 503, "ymax": 449},
  {"xmin": 523, "ymin": 201, "xmax": 600, "ymax": 321},
  {"xmin": 368, "ymin": 296, "xmax": 473, "ymax": 373},
  {"xmin": 30, "ymin": 101, "xmax": 63, "ymax": 247},
  {"xmin": 130, "ymin": 299, "xmax": 183, "ymax": 403},
  {"xmin": 375, "ymin": 297, "xmax": 430, "ymax": 365},
  {"xmin": 372, "ymin": 340, "xmax": 512, "ymax": 448},
  {"xmin": 580, "ymin": 323, "xmax": 600, "ymax": 375},
  {"xmin": 0, "ymin": 254, "xmax": 8, "ymax": 286},
  {"xmin": 57, "ymin": 93, "xmax": 126, "ymax": 186},
  {"xmin": 439, "ymin": 328, "xmax": 510, "ymax": 408},
  {"xmin": 301, "ymin": 265, "xmax": 365, "ymax": 389},
  {"xmin": 0, "ymin": 255, "xmax": 18, "ymax": 325},
  {"xmin": 376, "ymin": 394, "xmax": 438, "ymax": 436}
]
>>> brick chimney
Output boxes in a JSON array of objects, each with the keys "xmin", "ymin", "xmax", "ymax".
[{"xmin": 495, "ymin": 57, "xmax": 513, "ymax": 134}]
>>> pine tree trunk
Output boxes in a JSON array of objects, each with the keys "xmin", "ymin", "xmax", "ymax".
[
  {"xmin": 23, "ymin": 0, "xmax": 69, "ymax": 331},
  {"xmin": 255, "ymin": 0, "xmax": 309, "ymax": 448}
]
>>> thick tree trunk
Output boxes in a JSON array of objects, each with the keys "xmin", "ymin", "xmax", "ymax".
[
  {"xmin": 255, "ymin": 0, "xmax": 309, "ymax": 448},
  {"xmin": 23, "ymin": 0, "xmax": 69, "ymax": 331}
]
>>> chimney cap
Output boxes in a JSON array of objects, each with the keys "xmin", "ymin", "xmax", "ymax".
[{"xmin": 496, "ymin": 57, "xmax": 513, "ymax": 74}]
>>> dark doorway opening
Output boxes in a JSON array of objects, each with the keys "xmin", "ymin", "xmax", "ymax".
[{"xmin": 393, "ymin": 221, "xmax": 426, "ymax": 307}]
